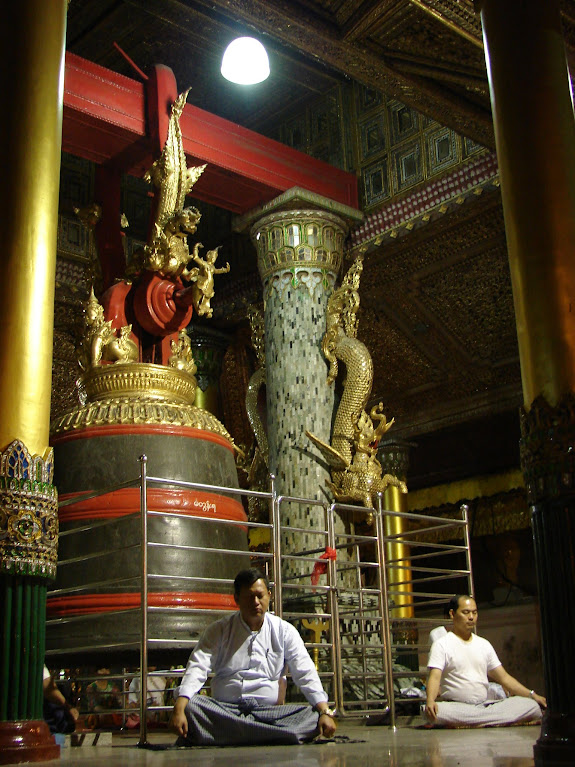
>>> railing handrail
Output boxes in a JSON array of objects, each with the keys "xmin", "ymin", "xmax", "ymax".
[{"xmin": 48, "ymin": 457, "xmax": 472, "ymax": 739}]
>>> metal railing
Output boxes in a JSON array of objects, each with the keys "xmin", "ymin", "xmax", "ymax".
[{"xmin": 47, "ymin": 456, "xmax": 473, "ymax": 742}]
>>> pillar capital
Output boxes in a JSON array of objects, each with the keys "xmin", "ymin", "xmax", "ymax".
[
  {"xmin": 233, "ymin": 186, "xmax": 363, "ymax": 290},
  {"xmin": 378, "ymin": 438, "xmax": 415, "ymax": 482}
]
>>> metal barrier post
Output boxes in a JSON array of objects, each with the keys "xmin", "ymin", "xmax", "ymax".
[
  {"xmin": 270, "ymin": 475, "xmax": 283, "ymax": 617},
  {"xmin": 461, "ymin": 504, "xmax": 475, "ymax": 599},
  {"xmin": 375, "ymin": 494, "xmax": 396, "ymax": 729},
  {"xmin": 138, "ymin": 454, "xmax": 149, "ymax": 747},
  {"xmin": 326, "ymin": 504, "xmax": 344, "ymax": 713}
]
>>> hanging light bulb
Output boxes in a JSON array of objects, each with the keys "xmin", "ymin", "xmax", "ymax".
[{"xmin": 221, "ymin": 37, "xmax": 270, "ymax": 85}]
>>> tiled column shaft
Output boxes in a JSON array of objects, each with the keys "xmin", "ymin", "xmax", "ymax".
[{"xmin": 251, "ymin": 210, "xmax": 345, "ymax": 556}]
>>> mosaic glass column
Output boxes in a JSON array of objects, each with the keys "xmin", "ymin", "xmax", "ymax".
[
  {"xmin": 235, "ymin": 189, "xmax": 363, "ymax": 567},
  {"xmin": 478, "ymin": 1, "xmax": 575, "ymax": 763},
  {"xmin": 0, "ymin": 0, "xmax": 67, "ymax": 762}
]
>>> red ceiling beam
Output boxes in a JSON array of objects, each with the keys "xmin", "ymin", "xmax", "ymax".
[{"xmin": 63, "ymin": 53, "xmax": 358, "ymax": 214}]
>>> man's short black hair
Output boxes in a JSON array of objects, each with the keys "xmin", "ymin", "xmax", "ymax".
[
  {"xmin": 233, "ymin": 568, "xmax": 269, "ymax": 595},
  {"xmin": 445, "ymin": 594, "xmax": 475, "ymax": 617}
]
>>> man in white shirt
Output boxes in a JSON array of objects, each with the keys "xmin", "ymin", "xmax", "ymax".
[
  {"xmin": 128, "ymin": 668, "xmax": 166, "ymax": 708},
  {"xmin": 425, "ymin": 595, "xmax": 546, "ymax": 727},
  {"xmin": 169, "ymin": 568, "xmax": 337, "ymax": 746},
  {"xmin": 126, "ymin": 667, "xmax": 167, "ymax": 728}
]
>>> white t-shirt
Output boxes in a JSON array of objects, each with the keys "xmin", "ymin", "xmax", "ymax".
[
  {"xmin": 128, "ymin": 674, "xmax": 166, "ymax": 706},
  {"xmin": 428, "ymin": 631, "xmax": 501, "ymax": 704}
]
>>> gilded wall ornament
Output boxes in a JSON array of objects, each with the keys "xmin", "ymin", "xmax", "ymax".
[{"xmin": 0, "ymin": 440, "xmax": 58, "ymax": 578}]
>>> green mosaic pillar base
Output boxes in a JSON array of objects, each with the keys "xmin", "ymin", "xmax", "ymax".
[
  {"xmin": 0, "ymin": 441, "xmax": 59, "ymax": 764},
  {"xmin": 0, "ymin": 577, "xmax": 47, "ymax": 722}
]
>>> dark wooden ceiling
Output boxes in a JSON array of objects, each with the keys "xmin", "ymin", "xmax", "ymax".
[
  {"xmin": 64, "ymin": 1, "xmax": 574, "ymax": 486},
  {"xmin": 66, "ymin": 0, "xmax": 495, "ymax": 143}
]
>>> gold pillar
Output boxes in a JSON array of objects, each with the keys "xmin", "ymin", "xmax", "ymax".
[
  {"xmin": 0, "ymin": 2, "xmax": 66, "ymax": 763},
  {"xmin": 382, "ymin": 485, "xmax": 413, "ymax": 620},
  {"xmin": 379, "ymin": 441, "xmax": 413, "ymax": 620},
  {"xmin": 477, "ymin": 1, "xmax": 575, "ymax": 763},
  {"xmin": 380, "ymin": 441, "xmax": 416, "ymax": 673},
  {"xmin": 0, "ymin": 1, "xmax": 67, "ymax": 455},
  {"xmin": 477, "ymin": 0, "xmax": 575, "ymax": 408}
]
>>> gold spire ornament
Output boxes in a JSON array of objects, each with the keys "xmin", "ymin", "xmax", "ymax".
[
  {"xmin": 127, "ymin": 88, "xmax": 207, "ymax": 280},
  {"xmin": 125, "ymin": 88, "xmax": 229, "ymax": 318}
]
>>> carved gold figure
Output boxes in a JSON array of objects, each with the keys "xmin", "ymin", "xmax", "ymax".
[
  {"xmin": 307, "ymin": 255, "xmax": 407, "ymax": 512},
  {"xmin": 186, "ymin": 244, "xmax": 230, "ymax": 318},
  {"xmin": 79, "ymin": 289, "xmax": 138, "ymax": 370},
  {"xmin": 168, "ymin": 329, "xmax": 197, "ymax": 376}
]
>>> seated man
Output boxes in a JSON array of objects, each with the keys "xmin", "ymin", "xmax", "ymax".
[
  {"xmin": 126, "ymin": 666, "xmax": 167, "ymax": 728},
  {"xmin": 425, "ymin": 594, "xmax": 546, "ymax": 727},
  {"xmin": 43, "ymin": 665, "xmax": 79, "ymax": 735},
  {"xmin": 169, "ymin": 567, "xmax": 337, "ymax": 746}
]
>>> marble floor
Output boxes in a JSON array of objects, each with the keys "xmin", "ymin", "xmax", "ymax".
[{"xmin": 6, "ymin": 721, "xmax": 540, "ymax": 767}]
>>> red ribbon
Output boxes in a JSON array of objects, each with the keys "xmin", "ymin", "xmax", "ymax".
[{"xmin": 311, "ymin": 547, "xmax": 337, "ymax": 586}]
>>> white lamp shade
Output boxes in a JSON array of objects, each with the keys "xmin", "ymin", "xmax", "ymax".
[{"xmin": 221, "ymin": 37, "xmax": 270, "ymax": 85}]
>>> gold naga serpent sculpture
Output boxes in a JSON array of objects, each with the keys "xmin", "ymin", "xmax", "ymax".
[{"xmin": 306, "ymin": 254, "xmax": 407, "ymax": 512}]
